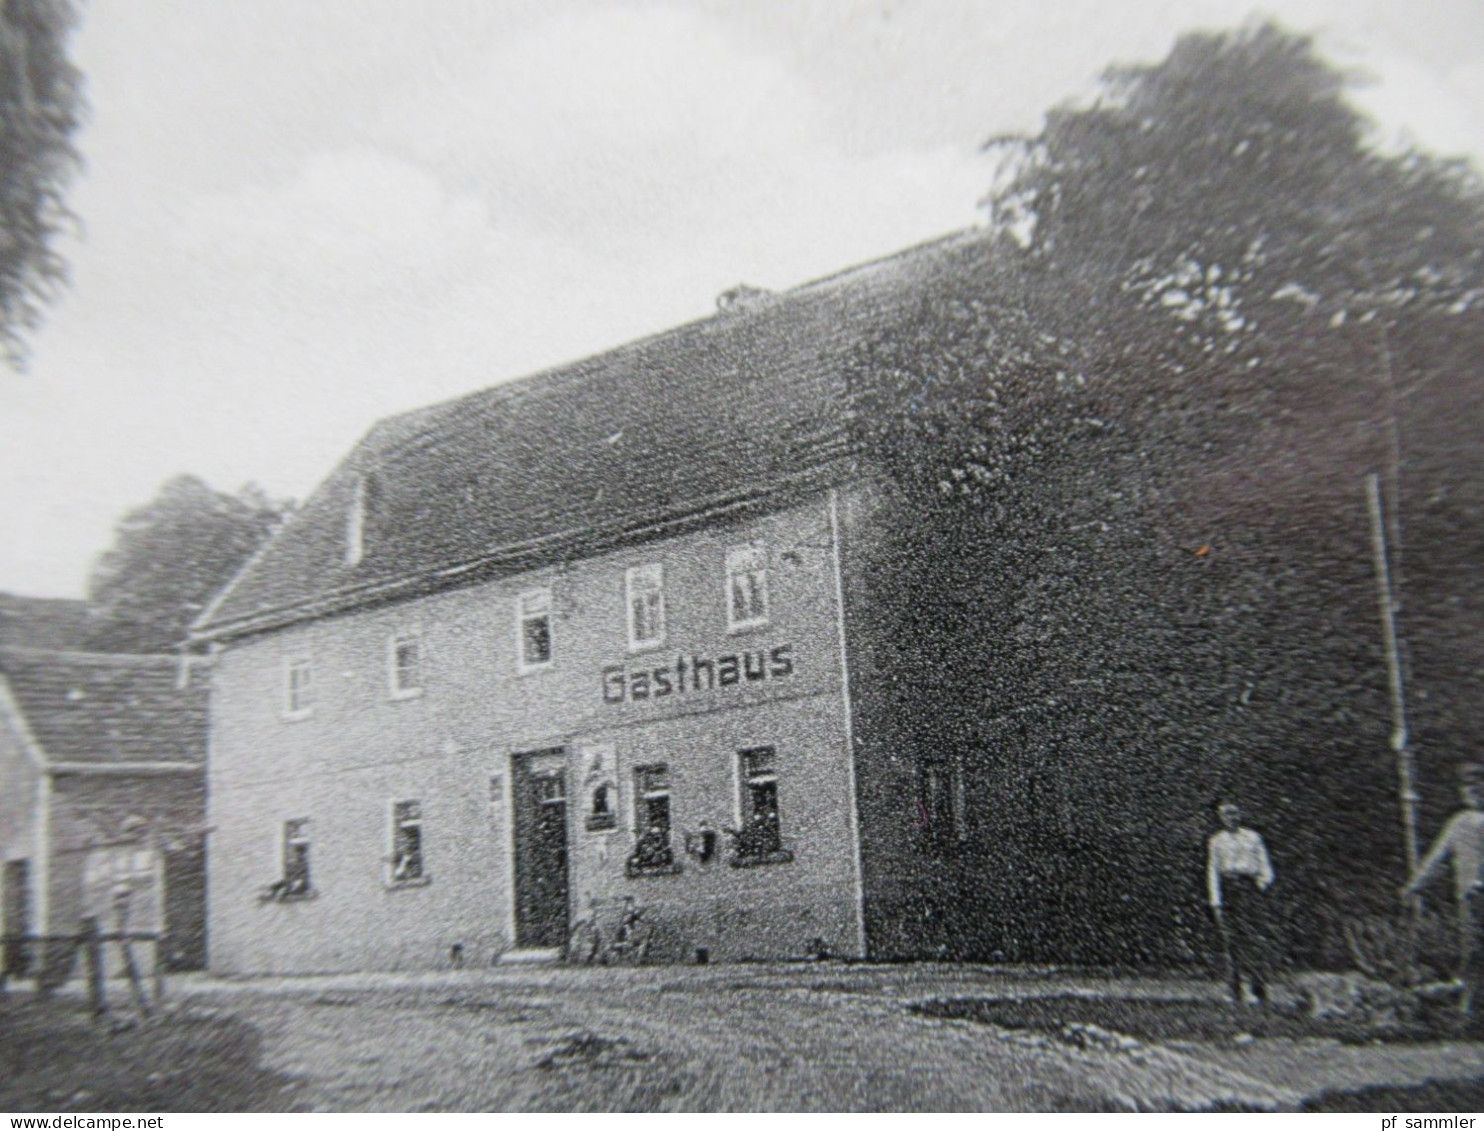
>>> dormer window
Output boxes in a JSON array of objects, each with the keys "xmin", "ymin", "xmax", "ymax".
[
  {"xmin": 346, "ymin": 472, "xmax": 379, "ymax": 567},
  {"xmin": 345, "ymin": 476, "xmax": 366, "ymax": 566}
]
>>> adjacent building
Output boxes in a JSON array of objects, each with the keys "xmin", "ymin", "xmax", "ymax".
[{"xmin": 0, "ymin": 647, "xmax": 209, "ymax": 975}]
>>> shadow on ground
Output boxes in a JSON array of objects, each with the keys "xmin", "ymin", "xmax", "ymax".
[
  {"xmin": 1297, "ymin": 1078, "xmax": 1484, "ymax": 1112},
  {"xmin": 0, "ymin": 998, "xmax": 304, "ymax": 1112},
  {"xmin": 914, "ymin": 995, "xmax": 1484, "ymax": 1112},
  {"xmin": 914, "ymin": 994, "xmax": 1454, "ymax": 1044}
]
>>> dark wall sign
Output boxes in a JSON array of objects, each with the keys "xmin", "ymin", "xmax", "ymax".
[{"xmin": 602, "ymin": 645, "xmax": 794, "ymax": 705}]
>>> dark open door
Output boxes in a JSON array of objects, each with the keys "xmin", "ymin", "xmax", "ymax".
[
  {"xmin": 163, "ymin": 845, "xmax": 207, "ymax": 971},
  {"xmin": 3, "ymin": 859, "xmax": 31, "ymax": 976},
  {"xmin": 513, "ymin": 750, "xmax": 569, "ymax": 949}
]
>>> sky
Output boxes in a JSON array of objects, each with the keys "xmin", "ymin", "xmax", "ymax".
[{"xmin": 2, "ymin": 0, "xmax": 1483, "ymax": 598}]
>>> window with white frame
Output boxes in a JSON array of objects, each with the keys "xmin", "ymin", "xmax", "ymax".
[
  {"xmin": 284, "ymin": 657, "xmax": 314, "ymax": 717},
  {"xmin": 917, "ymin": 758, "xmax": 968, "ymax": 852},
  {"xmin": 390, "ymin": 800, "xmax": 424, "ymax": 883},
  {"xmin": 726, "ymin": 544, "xmax": 769, "ymax": 630},
  {"xmin": 628, "ymin": 764, "xmax": 674, "ymax": 872},
  {"xmin": 734, "ymin": 747, "xmax": 787, "ymax": 863},
  {"xmin": 281, "ymin": 818, "xmax": 311, "ymax": 895},
  {"xmin": 625, "ymin": 564, "xmax": 665, "ymax": 650},
  {"xmin": 345, "ymin": 475, "xmax": 367, "ymax": 566},
  {"xmin": 517, "ymin": 587, "xmax": 553, "ymax": 671},
  {"xmin": 388, "ymin": 633, "xmax": 423, "ymax": 698}
]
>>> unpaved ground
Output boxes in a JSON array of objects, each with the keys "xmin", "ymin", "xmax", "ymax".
[
  {"xmin": 6, "ymin": 965, "xmax": 1481, "ymax": 1112},
  {"xmin": 171, "ymin": 965, "xmax": 1484, "ymax": 1112}
]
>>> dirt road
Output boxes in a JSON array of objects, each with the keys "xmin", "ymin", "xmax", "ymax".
[{"xmin": 159, "ymin": 964, "xmax": 1481, "ymax": 1112}]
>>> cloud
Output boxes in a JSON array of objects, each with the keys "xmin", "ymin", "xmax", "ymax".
[
  {"xmin": 1346, "ymin": 54, "xmax": 1484, "ymax": 159},
  {"xmin": 34, "ymin": 0, "xmax": 1484, "ymax": 599},
  {"xmin": 175, "ymin": 149, "xmax": 492, "ymax": 293}
]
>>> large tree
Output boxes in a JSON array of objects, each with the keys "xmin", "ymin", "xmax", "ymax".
[
  {"xmin": 844, "ymin": 24, "xmax": 1484, "ymax": 963},
  {"xmin": 0, "ymin": 0, "xmax": 84, "ymax": 369},
  {"xmin": 87, "ymin": 476, "xmax": 291, "ymax": 653}
]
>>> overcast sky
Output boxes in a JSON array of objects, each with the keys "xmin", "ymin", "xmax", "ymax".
[{"xmin": 2, "ymin": 0, "xmax": 1482, "ymax": 598}]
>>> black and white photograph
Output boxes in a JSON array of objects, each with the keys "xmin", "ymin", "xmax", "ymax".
[{"xmin": 1, "ymin": 0, "xmax": 1483, "ymax": 1115}]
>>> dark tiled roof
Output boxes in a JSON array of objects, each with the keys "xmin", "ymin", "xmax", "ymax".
[
  {"xmin": 0, "ymin": 647, "xmax": 208, "ymax": 766},
  {"xmin": 0, "ymin": 593, "xmax": 96, "ymax": 650},
  {"xmin": 196, "ymin": 229, "xmax": 997, "ymax": 638}
]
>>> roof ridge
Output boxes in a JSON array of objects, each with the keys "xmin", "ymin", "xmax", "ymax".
[
  {"xmin": 195, "ymin": 224, "xmax": 1001, "ymax": 640},
  {"xmin": 0, "ymin": 645, "xmax": 197, "ymax": 667},
  {"xmin": 368, "ymin": 225, "xmax": 989, "ymax": 451},
  {"xmin": 786, "ymin": 226, "xmax": 986, "ymax": 297}
]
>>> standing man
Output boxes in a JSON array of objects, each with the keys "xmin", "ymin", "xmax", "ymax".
[
  {"xmin": 1402, "ymin": 764, "xmax": 1484, "ymax": 1025},
  {"xmin": 1207, "ymin": 801, "xmax": 1276, "ymax": 1005}
]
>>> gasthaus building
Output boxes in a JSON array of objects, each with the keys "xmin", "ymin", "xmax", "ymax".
[{"xmin": 193, "ymin": 232, "xmax": 1008, "ymax": 974}]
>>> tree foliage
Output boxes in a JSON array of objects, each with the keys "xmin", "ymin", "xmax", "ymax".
[
  {"xmin": 0, "ymin": 0, "xmax": 84, "ymax": 369},
  {"xmin": 87, "ymin": 476, "xmax": 291, "ymax": 653},
  {"xmin": 843, "ymin": 24, "xmax": 1484, "ymax": 962}
]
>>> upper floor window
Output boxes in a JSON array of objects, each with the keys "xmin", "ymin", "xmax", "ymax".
[
  {"xmin": 517, "ymin": 587, "xmax": 553, "ymax": 672},
  {"xmin": 388, "ymin": 632, "xmax": 423, "ymax": 699},
  {"xmin": 284, "ymin": 657, "xmax": 314, "ymax": 718},
  {"xmin": 390, "ymin": 800, "xmax": 425, "ymax": 884},
  {"xmin": 726, "ymin": 544, "xmax": 769, "ymax": 631},
  {"xmin": 625, "ymin": 564, "xmax": 666, "ymax": 651}
]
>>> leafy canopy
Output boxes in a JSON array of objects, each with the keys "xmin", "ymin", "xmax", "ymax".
[
  {"xmin": 87, "ymin": 476, "xmax": 292, "ymax": 653},
  {"xmin": 0, "ymin": 0, "xmax": 84, "ymax": 370}
]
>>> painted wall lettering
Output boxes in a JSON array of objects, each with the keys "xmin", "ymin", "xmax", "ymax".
[{"xmin": 602, "ymin": 645, "xmax": 794, "ymax": 704}]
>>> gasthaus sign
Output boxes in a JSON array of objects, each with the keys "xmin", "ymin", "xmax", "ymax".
[{"xmin": 601, "ymin": 644, "xmax": 795, "ymax": 704}]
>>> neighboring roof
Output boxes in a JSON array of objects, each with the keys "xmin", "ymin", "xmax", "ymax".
[
  {"xmin": 0, "ymin": 593, "xmax": 95, "ymax": 650},
  {"xmin": 0, "ymin": 647, "xmax": 207, "ymax": 767},
  {"xmin": 195, "ymin": 227, "xmax": 1000, "ymax": 641}
]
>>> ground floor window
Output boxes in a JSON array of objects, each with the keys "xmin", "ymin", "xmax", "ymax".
[
  {"xmin": 628, "ymin": 764, "xmax": 675, "ymax": 873},
  {"xmin": 391, "ymin": 800, "xmax": 424, "ymax": 883},
  {"xmin": 279, "ymin": 818, "xmax": 312, "ymax": 897},
  {"xmin": 917, "ymin": 757, "xmax": 967, "ymax": 852},
  {"xmin": 732, "ymin": 747, "xmax": 788, "ymax": 864}
]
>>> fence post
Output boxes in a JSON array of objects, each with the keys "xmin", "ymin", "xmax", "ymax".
[
  {"xmin": 152, "ymin": 933, "xmax": 164, "ymax": 1004},
  {"xmin": 34, "ymin": 936, "xmax": 49, "ymax": 999},
  {"xmin": 118, "ymin": 934, "xmax": 150, "ymax": 1018},
  {"xmin": 81, "ymin": 918, "xmax": 105, "ymax": 1019}
]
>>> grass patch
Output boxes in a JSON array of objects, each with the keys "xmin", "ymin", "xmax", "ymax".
[{"xmin": 913, "ymin": 994, "xmax": 1445, "ymax": 1045}]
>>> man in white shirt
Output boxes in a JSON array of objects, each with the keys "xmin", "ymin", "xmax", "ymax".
[
  {"xmin": 1207, "ymin": 801, "xmax": 1276, "ymax": 1005},
  {"xmin": 1403, "ymin": 765, "xmax": 1483, "ymax": 1024}
]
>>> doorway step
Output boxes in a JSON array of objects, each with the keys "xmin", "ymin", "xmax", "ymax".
[{"xmin": 499, "ymin": 947, "xmax": 561, "ymax": 965}]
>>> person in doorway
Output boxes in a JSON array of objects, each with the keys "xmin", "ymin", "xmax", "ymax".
[
  {"xmin": 1402, "ymin": 764, "xmax": 1484, "ymax": 1026},
  {"xmin": 1207, "ymin": 801, "xmax": 1276, "ymax": 1005}
]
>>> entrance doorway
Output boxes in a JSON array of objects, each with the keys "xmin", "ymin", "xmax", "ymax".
[
  {"xmin": 512, "ymin": 749, "xmax": 569, "ymax": 949},
  {"xmin": 2, "ymin": 859, "xmax": 31, "ymax": 976}
]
